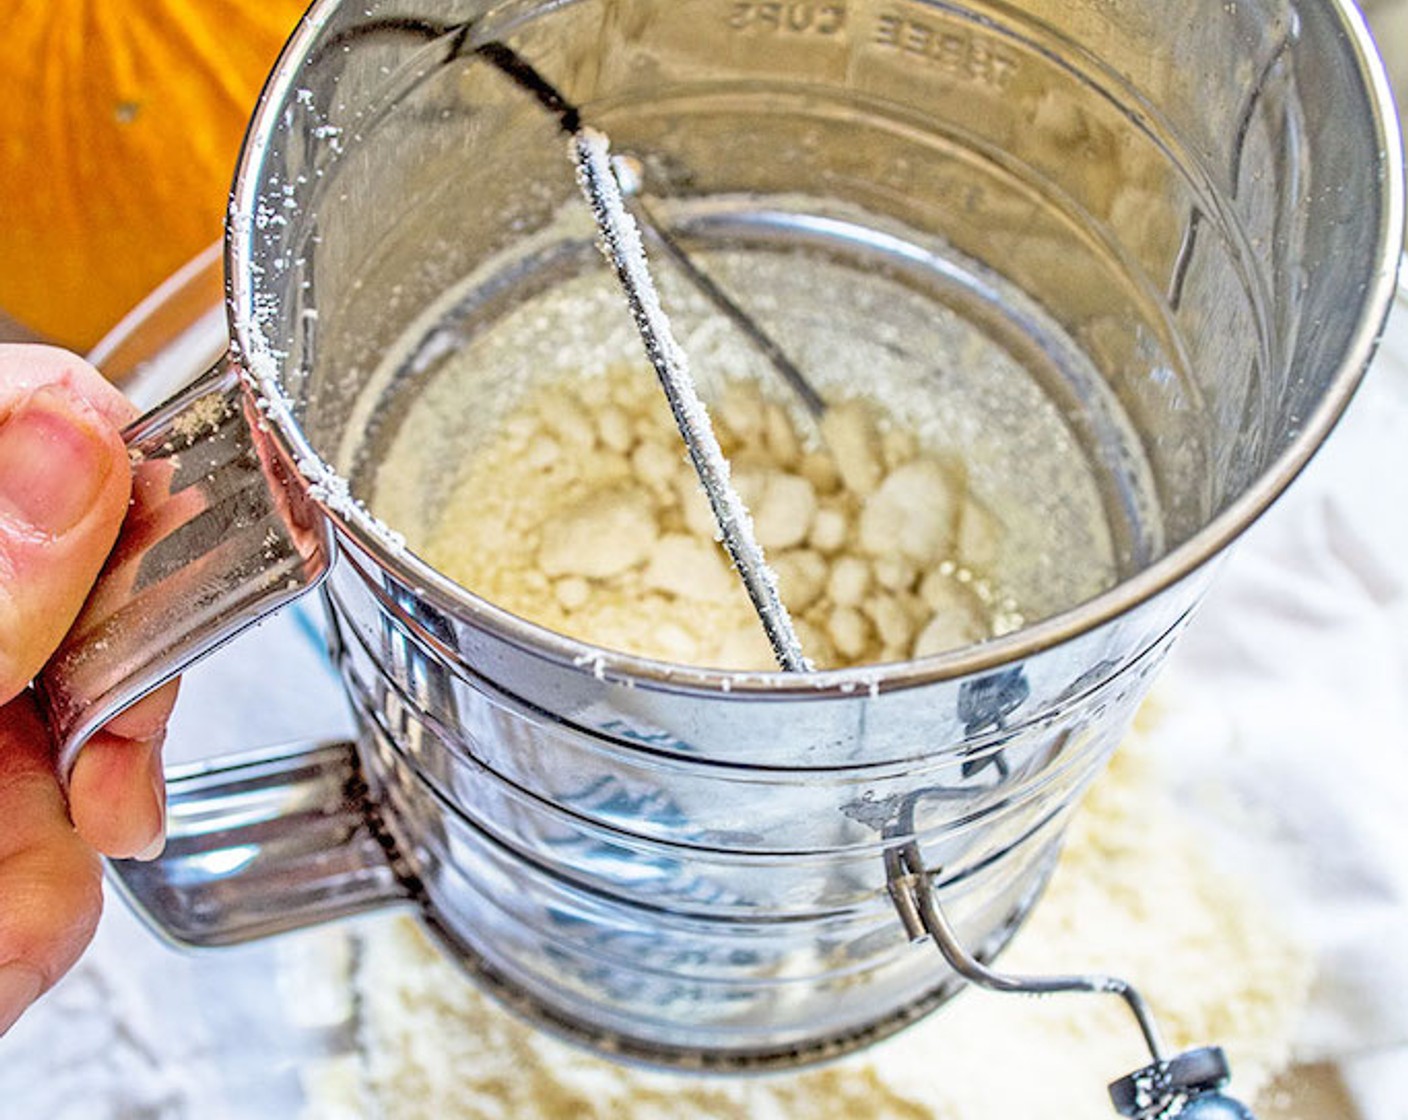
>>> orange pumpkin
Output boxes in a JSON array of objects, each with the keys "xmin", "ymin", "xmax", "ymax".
[{"xmin": 0, "ymin": 0, "xmax": 308, "ymax": 351}]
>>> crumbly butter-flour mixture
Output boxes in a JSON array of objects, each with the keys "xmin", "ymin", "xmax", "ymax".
[
  {"xmin": 298, "ymin": 712, "xmax": 1310, "ymax": 1120},
  {"xmin": 392, "ymin": 361, "xmax": 1023, "ymax": 671}
]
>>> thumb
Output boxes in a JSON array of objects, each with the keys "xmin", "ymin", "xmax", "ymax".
[{"xmin": 0, "ymin": 383, "xmax": 132, "ymax": 701}]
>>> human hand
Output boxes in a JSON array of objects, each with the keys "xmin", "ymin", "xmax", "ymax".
[{"xmin": 0, "ymin": 344, "xmax": 177, "ymax": 1037}]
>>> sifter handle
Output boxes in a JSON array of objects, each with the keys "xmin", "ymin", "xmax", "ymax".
[
  {"xmin": 37, "ymin": 355, "xmax": 334, "ymax": 778},
  {"xmin": 110, "ymin": 739, "xmax": 411, "ymax": 946}
]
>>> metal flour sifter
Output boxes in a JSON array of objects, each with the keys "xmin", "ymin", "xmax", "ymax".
[{"xmin": 36, "ymin": 2, "xmax": 1403, "ymax": 1117}]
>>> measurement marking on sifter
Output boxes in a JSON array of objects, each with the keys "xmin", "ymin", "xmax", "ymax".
[
  {"xmin": 726, "ymin": 2, "xmax": 848, "ymax": 36},
  {"xmin": 870, "ymin": 12, "xmax": 1020, "ymax": 90},
  {"xmin": 722, "ymin": 3, "xmax": 1020, "ymax": 89}
]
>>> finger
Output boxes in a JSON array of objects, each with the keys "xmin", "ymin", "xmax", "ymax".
[
  {"xmin": 0, "ymin": 344, "xmax": 137, "ymax": 704},
  {"xmin": 0, "ymin": 350, "xmax": 181, "ymax": 860},
  {"xmin": 0, "ymin": 380, "xmax": 133, "ymax": 702},
  {"xmin": 68, "ymin": 684, "xmax": 176, "ymax": 860},
  {"xmin": 0, "ymin": 695, "xmax": 103, "ymax": 1036},
  {"xmin": 69, "ymin": 680, "xmax": 179, "ymax": 859},
  {"xmin": 0, "ymin": 344, "xmax": 135, "ymax": 430},
  {"xmin": 100, "ymin": 678, "xmax": 179, "ymax": 744}
]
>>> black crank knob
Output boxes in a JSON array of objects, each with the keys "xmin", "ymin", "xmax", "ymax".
[{"xmin": 1109, "ymin": 1047, "xmax": 1257, "ymax": 1118}]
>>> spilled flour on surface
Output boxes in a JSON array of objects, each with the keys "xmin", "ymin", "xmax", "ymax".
[{"xmin": 298, "ymin": 708, "xmax": 1311, "ymax": 1120}]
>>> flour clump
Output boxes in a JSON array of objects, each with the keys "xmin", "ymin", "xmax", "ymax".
[{"xmin": 409, "ymin": 365, "xmax": 1023, "ymax": 670}]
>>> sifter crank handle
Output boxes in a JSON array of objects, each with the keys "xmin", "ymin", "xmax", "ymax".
[{"xmin": 887, "ymin": 841, "xmax": 1259, "ymax": 1118}]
